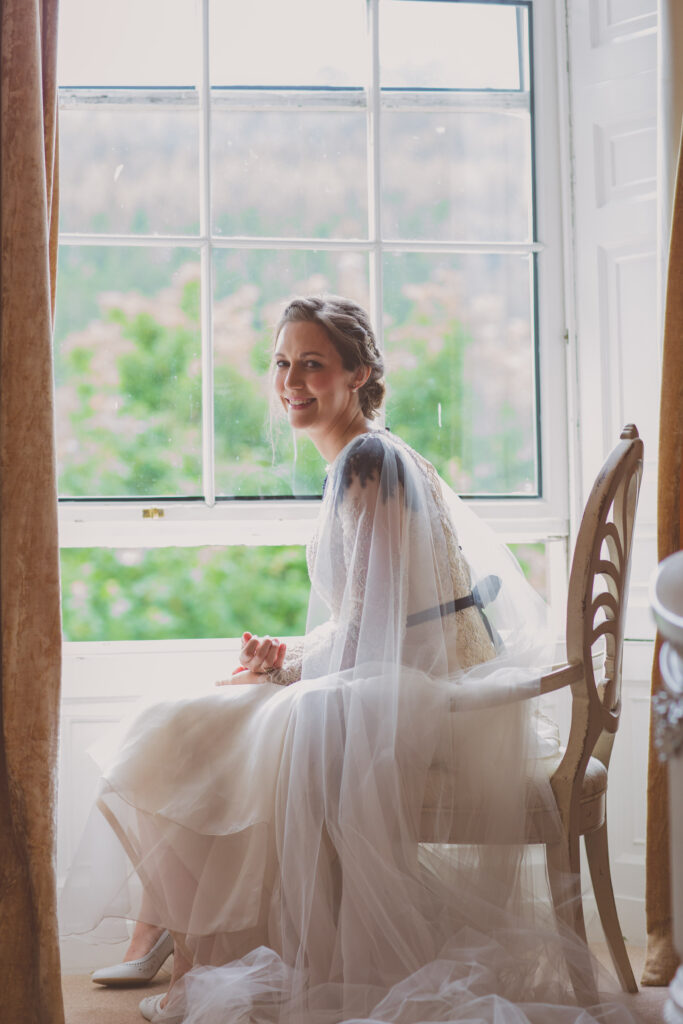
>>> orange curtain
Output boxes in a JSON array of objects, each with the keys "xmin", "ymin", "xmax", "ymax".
[
  {"xmin": 0, "ymin": 0, "xmax": 64, "ymax": 1020},
  {"xmin": 641, "ymin": 126, "xmax": 683, "ymax": 986}
]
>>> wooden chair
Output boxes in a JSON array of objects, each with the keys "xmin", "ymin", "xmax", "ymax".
[{"xmin": 421, "ymin": 424, "xmax": 643, "ymax": 995}]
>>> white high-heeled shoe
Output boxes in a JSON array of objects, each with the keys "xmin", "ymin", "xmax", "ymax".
[
  {"xmin": 139, "ymin": 992, "xmax": 185, "ymax": 1023},
  {"xmin": 91, "ymin": 930, "xmax": 174, "ymax": 986}
]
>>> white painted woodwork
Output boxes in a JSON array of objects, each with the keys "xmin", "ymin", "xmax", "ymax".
[
  {"xmin": 564, "ymin": 0, "xmax": 659, "ymax": 956},
  {"xmin": 566, "ymin": 0, "xmax": 658, "ymax": 642},
  {"xmin": 58, "ymin": 638, "xmax": 242, "ymax": 971}
]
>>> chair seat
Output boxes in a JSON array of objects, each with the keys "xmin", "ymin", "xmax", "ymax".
[{"xmin": 420, "ymin": 755, "xmax": 607, "ymax": 845}]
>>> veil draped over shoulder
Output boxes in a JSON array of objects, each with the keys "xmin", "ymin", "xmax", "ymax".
[{"xmin": 60, "ymin": 430, "xmax": 639, "ymax": 1024}]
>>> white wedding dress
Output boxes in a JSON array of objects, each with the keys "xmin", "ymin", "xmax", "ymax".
[{"xmin": 61, "ymin": 430, "xmax": 640, "ymax": 1023}]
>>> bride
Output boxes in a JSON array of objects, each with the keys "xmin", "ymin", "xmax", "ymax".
[{"xmin": 61, "ymin": 296, "xmax": 639, "ymax": 1024}]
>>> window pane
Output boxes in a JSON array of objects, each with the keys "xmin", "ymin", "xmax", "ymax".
[
  {"xmin": 59, "ymin": 107, "xmax": 199, "ymax": 235},
  {"xmin": 211, "ymin": 106, "xmax": 367, "ymax": 239},
  {"xmin": 61, "ymin": 546, "xmax": 309, "ymax": 641},
  {"xmin": 58, "ymin": 0, "xmax": 199, "ymax": 87},
  {"xmin": 382, "ymin": 109, "xmax": 532, "ymax": 242},
  {"xmin": 383, "ymin": 252, "xmax": 537, "ymax": 496},
  {"xmin": 210, "ymin": 0, "xmax": 367, "ymax": 87},
  {"xmin": 55, "ymin": 247, "xmax": 202, "ymax": 497},
  {"xmin": 380, "ymin": 1, "xmax": 522, "ymax": 90},
  {"xmin": 212, "ymin": 249, "xmax": 370, "ymax": 497}
]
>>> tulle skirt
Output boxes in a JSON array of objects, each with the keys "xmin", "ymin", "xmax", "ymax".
[
  {"xmin": 60, "ymin": 666, "xmax": 641, "ymax": 1024},
  {"xmin": 61, "ymin": 678, "xmax": 296, "ymax": 963}
]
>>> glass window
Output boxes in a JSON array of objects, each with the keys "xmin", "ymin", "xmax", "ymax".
[
  {"xmin": 383, "ymin": 251, "xmax": 537, "ymax": 494},
  {"xmin": 379, "ymin": 1, "xmax": 522, "ymax": 90},
  {"xmin": 381, "ymin": 109, "xmax": 532, "ymax": 243},
  {"xmin": 57, "ymin": 0, "xmax": 538, "ymax": 505},
  {"xmin": 59, "ymin": 105, "xmax": 200, "ymax": 236},
  {"xmin": 60, "ymin": 546, "xmax": 310, "ymax": 641},
  {"xmin": 210, "ymin": 0, "xmax": 367, "ymax": 88},
  {"xmin": 56, "ymin": 1, "xmax": 563, "ymax": 642},
  {"xmin": 211, "ymin": 107, "xmax": 368, "ymax": 240},
  {"xmin": 55, "ymin": 248, "xmax": 202, "ymax": 497},
  {"xmin": 57, "ymin": 0, "xmax": 199, "ymax": 87}
]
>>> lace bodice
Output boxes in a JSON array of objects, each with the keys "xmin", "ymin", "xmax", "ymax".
[{"xmin": 270, "ymin": 432, "xmax": 494, "ymax": 685}]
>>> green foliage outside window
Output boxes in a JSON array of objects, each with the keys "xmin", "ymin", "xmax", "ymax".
[{"xmin": 61, "ymin": 546, "xmax": 310, "ymax": 642}]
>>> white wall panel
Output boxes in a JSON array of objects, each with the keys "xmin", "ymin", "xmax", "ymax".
[
  {"xmin": 567, "ymin": 0, "xmax": 658, "ymax": 638},
  {"xmin": 593, "ymin": 117, "xmax": 657, "ymax": 206},
  {"xmin": 589, "ymin": 0, "xmax": 657, "ymax": 47},
  {"xmin": 566, "ymin": 0, "xmax": 659, "ymax": 948},
  {"xmin": 58, "ymin": 639, "xmax": 242, "ymax": 971},
  {"xmin": 597, "ymin": 241, "xmax": 658, "ymax": 448},
  {"xmin": 58, "ymin": 701, "xmax": 138, "ymax": 878}
]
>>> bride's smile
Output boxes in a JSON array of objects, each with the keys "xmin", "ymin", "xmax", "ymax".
[{"xmin": 273, "ymin": 318, "xmax": 370, "ymax": 461}]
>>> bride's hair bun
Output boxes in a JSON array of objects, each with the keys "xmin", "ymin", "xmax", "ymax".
[{"xmin": 275, "ymin": 295, "xmax": 386, "ymax": 419}]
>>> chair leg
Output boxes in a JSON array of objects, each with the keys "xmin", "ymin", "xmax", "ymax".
[
  {"xmin": 584, "ymin": 822, "xmax": 638, "ymax": 993},
  {"xmin": 546, "ymin": 837, "xmax": 598, "ymax": 1005}
]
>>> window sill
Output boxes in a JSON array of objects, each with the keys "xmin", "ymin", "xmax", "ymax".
[{"xmin": 58, "ymin": 497, "xmax": 568, "ymax": 547}]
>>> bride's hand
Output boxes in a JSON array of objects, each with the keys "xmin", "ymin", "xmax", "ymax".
[
  {"xmin": 215, "ymin": 669, "xmax": 268, "ymax": 686},
  {"xmin": 215, "ymin": 632, "xmax": 287, "ymax": 686},
  {"xmin": 238, "ymin": 631, "xmax": 287, "ymax": 673}
]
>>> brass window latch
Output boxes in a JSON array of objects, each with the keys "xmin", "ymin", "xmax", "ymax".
[{"xmin": 142, "ymin": 507, "xmax": 165, "ymax": 519}]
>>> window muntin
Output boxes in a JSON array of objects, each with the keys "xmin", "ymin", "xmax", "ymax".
[{"xmin": 56, "ymin": 0, "xmax": 542, "ymax": 507}]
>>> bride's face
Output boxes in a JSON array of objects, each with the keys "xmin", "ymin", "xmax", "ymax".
[{"xmin": 273, "ymin": 321, "xmax": 362, "ymax": 438}]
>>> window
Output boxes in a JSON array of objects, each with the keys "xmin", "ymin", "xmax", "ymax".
[{"xmin": 56, "ymin": 0, "xmax": 569, "ymax": 640}]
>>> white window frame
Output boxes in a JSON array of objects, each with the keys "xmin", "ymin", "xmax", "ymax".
[{"xmin": 57, "ymin": 0, "xmax": 571, "ymax": 561}]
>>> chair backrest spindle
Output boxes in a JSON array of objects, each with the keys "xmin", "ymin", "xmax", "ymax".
[{"xmin": 563, "ymin": 425, "xmax": 643, "ymax": 775}]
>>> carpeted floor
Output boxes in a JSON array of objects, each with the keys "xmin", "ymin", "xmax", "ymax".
[
  {"xmin": 61, "ymin": 947, "xmax": 669, "ymax": 1023},
  {"xmin": 62, "ymin": 965, "xmax": 173, "ymax": 1024}
]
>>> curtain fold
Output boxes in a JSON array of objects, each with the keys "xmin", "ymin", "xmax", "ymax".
[
  {"xmin": 0, "ymin": 0, "xmax": 63, "ymax": 1021},
  {"xmin": 642, "ymin": 126, "xmax": 683, "ymax": 987}
]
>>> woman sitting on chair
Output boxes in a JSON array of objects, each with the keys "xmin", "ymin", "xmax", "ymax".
[{"xmin": 62, "ymin": 295, "xmax": 638, "ymax": 1024}]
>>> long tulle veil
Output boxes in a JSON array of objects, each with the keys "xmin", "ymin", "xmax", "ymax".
[
  {"xmin": 61, "ymin": 430, "xmax": 640, "ymax": 1024},
  {"xmin": 178, "ymin": 431, "xmax": 639, "ymax": 1024}
]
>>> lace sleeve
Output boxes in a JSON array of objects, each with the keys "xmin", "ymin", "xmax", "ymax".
[
  {"xmin": 267, "ymin": 621, "xmax": 337, "ymax": 687},
  {"xmin": 267, "ymin": 637, "xmax": 305, "ymax": 687}
]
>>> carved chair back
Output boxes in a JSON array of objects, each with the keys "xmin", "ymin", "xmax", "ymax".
[{"xmin": 552, "ymin": 424, "xmax": 644, "ymax": 823}]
